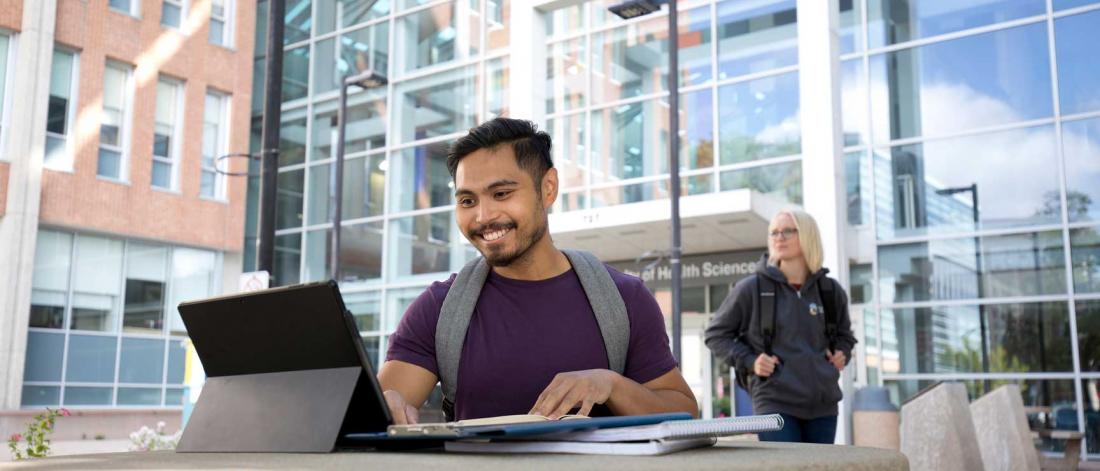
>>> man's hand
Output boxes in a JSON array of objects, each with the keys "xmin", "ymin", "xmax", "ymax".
[
  {"xmin": 827, "ymin": 350, "xmax": 846, "ymax": 371},
  {"xmin": 529, "ymin": 369, "xmax": 617, "ymax": 419},
  {"xmin": 754, "ymin": 353, "xmax": 780, "ymax": 377},
  {"xmin": 383, "ymin": 389, "xmax": 420, "ymax": 425}
]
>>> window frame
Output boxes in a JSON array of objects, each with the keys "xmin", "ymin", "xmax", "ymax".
[
  {"xmin": 200, "ymin": 90, "xmax": 230, "ymax": 200},
  {"xmin": 208, "ymin": 0, "xmax": 235, "ymax": 48},
  {"xmin": 152, "ymin": 76, "xmax": 184, "ymax": 191},
  {"xmin": 97, "ymin": 61, "xmax": 134, "ymax": 183},
  {"xmin": 44, "ymin": 47, "xmax": 80, "ymax": 172}
]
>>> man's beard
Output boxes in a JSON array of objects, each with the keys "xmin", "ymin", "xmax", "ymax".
[{"xmin": 469, "ymin": 209, "xmax": 548, "ymax": 267}]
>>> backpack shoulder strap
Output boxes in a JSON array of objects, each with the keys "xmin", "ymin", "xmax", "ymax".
[
  {"xmin": 562, "ymin": 249, "xmax": 629, "ymax": 375},
  {"xmin": 818, "ymin": 277, "xmax": 839, "ymax": 351},
  {"xmin": 436, "ymin": 256, "xmax": 490, "ymax": 419},
  {"xmin": 757, "ymin": 275, "xmax": 777, "ymax": 356}
]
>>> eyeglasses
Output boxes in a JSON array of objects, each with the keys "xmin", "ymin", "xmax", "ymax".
[{"xmin": 768, "ymin": 228, "xmax": 798, "ymax": 240}]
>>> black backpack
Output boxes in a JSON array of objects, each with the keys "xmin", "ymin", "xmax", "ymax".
[{"xmin": 733, "ymin": 276, "xmax": 839, "ymax": 392}]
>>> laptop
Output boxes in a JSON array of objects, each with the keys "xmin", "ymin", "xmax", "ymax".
[{"xmin": 176, "ymin": 280, "xmax": 691, "ymax": 452}]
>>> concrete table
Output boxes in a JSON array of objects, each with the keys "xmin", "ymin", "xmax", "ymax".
[{"xmin": 4, "ymin": 441, "xmax": 909, "ymax": 470}]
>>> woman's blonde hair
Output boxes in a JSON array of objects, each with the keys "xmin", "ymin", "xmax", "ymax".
[{"xmin": 768, "ymin": 209, "xmax": 824, "ymax": 273}]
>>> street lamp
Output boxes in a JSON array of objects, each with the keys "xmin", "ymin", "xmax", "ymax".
[
  {"xmin": 331, "ymin": 69, "xmax": 388, "ymax": 281},
  {"xmin": 609, "ymin": 0, "xmax": 683, "ymax": 364}
]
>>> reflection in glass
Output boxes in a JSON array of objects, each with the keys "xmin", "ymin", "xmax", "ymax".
[
  {"xmin": 21, "ymin": 386, "xmax": 60, "ymax": 407},
  {"xmin": 1062, "ymin": 119, "xmax": 1100, "ymax": 222},
  {"xmin": 279, "ymin": 109, "xmax": 307, "ymax": 166},
  {"xmin": 30, "ymin": 231, "xmax": 72, "ymax": 329},
  {"xmin": 680, "ymin": 89, "xmax": 714, "ymax": 170},
  {"xmin": 346, "ymin": 291, "xmax": 381, "ymax": 332},
  {"xmin": 838, "ymin": 0, "xmax": 862, "ymax": 54},
  {"xmin": 284, "ymin": 0, "xmax": 312, "ymax": 44},
  {"xmin": 119, "ymin": 338, "xmax": 164, "ymax": 383},
  {"xmin": 867, "ymin": 0, "xmax": 1044, "ymax": 48},
  {"xmin": 849, "ymin": 263, "xmax": 873, "ymax": 304},
  {"xmin": 558, "ymin": 190, "xmax": 586, "ymax": 212},
  {"xmin": 386, "ymin": 287, "xmax": 426, "ymax": 332},
  {"xmin": 486, "ymin": 0, "xmax": 509, "ymax": 51},
  {"xmin": 1071, "ymin": 227, "xmax": 1100, "ymax": 294},
  {"xmin": 884, "ymin": 302, "xmax": 1071, "ymax": 374},
  {"xmin": 544, "ymin": 4, "xmax": 585, "ymax": 36},
  {"xmin": 314, "ymin": 23, "xmax": 390, "ymax": 94},
  {"xmin": 874, "ymin": 126, "xmax": 1060, "ymax": 239},
  {"xmin": 392, "ymin": 142, "xmax": 452, "ymax": 212},
  {"xmin": 591, "ymin": 101, "xmax": 668, "ymax": 184},
  {"xmin": 486, "ymin": 57, "xmax": 509, "ymax": 119},
  {"xmin": 340, "ymin": 221, "xmax": 385, "ymax": 285},
  {"xmin": 167, "ymin": 339, "xmax": 185, "ymax": 383},
  {"xmin": 1056, "ymin": 10, "xmax": 1100, "ymax": 116},
  {"xmin": 312, "ymin": 96, "xmax": 387, "ymax": 162},
  {"xmin": 303, "ymin": 229, "xmax": 333, "ymax": 282},
  {"xmin": 716, "ymin": 0, "xmax": 798, "ymax": 79},
  {"xmin": 1079, "ymin": 301, "xmax": 1100, "ymax": 373},
  {"xmin": 389, "ymin": 212, "xmax": 452, "ymax": 279},
  {"xmin": 118, "ymin": 388, "xmax": 161, "ymax": 406},
  {"xmin": 841, "ymin": 59, "xmax": 866, "ymax": 147},
  {"xmin": 307, "ymin": 163, "xmax": 334, "ymax": 226},
  {"xmin": 276, "ymin": 169, "xmax": 305, "ymax": 230},
  {"xmin": 283, "ymin": 46, "xmax": 310, "ymax": 102},
  {"xmin": 64, "ymin": 387, "xmax": 113, "ymax": 406},
  {"xmin": 166, "ymin": 388, "xmax": 184, "ymax": 406},
  {"xmin": 71, "ymin": 236, "xmax": 124, "ymax": 332},
  {"xmin": 877, "ymin": 231, "xmax": 1066, "ymax": 305},
  {"xmin": 123, "ymin": 243, "xmax": 167, "ymax": 334},
  {"xmin": 316, "ymin": 0, "xmax": 388, "ymax": 34},
  {"xmin": 342, "ymin": 154, "xmax": 387, "ymax": 220},
  {"xmin": 591, "ymin": 176, "xmax": 711, "ymax": 208},
  {"xmin": 869, "ymin": 23, "xmax": 1051, "ymax": 142},
  {"xmin": 66, "ymin": 335, "xmax": 117, "ymax": 382},
  {"xmin": 718, "ymin": 72, "xmax": 801, "ymax": 164},
  {"xmin": 548, "ymin": 114, "xmax": 587, "ymax": 189},
  {"xmin": 166, "ymin": 248, "xmax": 217, "ymax": 336},
  {"xmin": 845, "ymin": 151, "xmax": 871, "ymax": 226},
  {"xmin": 400, "ymin": 2, "xmax": 472, "ymax": 74},
  {"xmin": 24, "ymin": 332, "xmax": 64, "ymax": 382},
  {"xmin": 546, "ymin": 38, "xmax": 586, "ymax": 114},
  {"xmin": 274, "ymin": 233, "xmax": 302, "ymax": 286},
  {"xmin": 396, "ymin": 66, "xmax": 476, "ymax": 142},
  {"xmin": 1056, "ymin": 0, "xmax": 1100, "ymax": 9},
  {"xmin": 719, "ymin": 161, "xmax": 802, "ymax": 205}
]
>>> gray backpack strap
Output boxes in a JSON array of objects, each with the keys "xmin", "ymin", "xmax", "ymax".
[
  {"xmin": 562, "ymin": 249, "xmax": 630, "ymax": 375},
  {"xmin": 436, "ymin": 256, "xmax": 490, "ymax": 419}
]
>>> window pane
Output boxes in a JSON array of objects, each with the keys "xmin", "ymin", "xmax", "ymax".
[
  {"xmin": 161, "ymin": 2, "xmax": 182, "ymax": 28},
  {"xmin": 31, "ymin": 231, "xmax": 72, "ymax": 329},
  {"xmin": 883, "ymin": 302, "xmax": 1072, "ymax": 374},
  {"xmin": 0, "ymin": 35, "xmax": 7, "ymax": 138},
  {"xmin": 486, "ymin": 0, "xmax": 509, "ymax": 51},
  {"xmin": 873, "ymin": 126, "xmax": 1060, "ymax": 239},
  {"xmin": 47, "ymin": 50, "xmax": 75, "ymax": 168},
  {"xmin": 838, "ymin": 0, "xmax": 862, "ymax": 54},
  {"xmin": 718, "ymin": 161, "xmax": 802, "ymax": 205},
  {"xmin": 1062, "ymin": 118, "xmax": 1100, "ymax": 222},
  {"xmin": 303, "ymin": 228, "xmax": 332, "ymax": 282},
  {"xmin": 318, "ymin": 0, "xmax": 388, "ymax": 33},
  {"xmin": 399, "ymin": 2, "xmax": 459, "ymax": 74},
  {"xmin": 275, "ymin": 233, "xmax": 302, "ymax": 286},
  {"xmin": 340, "ymin": 221, "xmax": 384, "ymax": 285},
  {"xmin": 342, "ymin": 154, "xmax": 387, "ymax": 220},
  {"xmin": 285, "ymin": 0, "xmax": 311, "ymax": 44},
  {"xmin": 869, "ymin": 23, "xmax": 1052, "ymax": 142},
  {"xmin": 152, "ymin": 161, "xmax": 172, "ymax": 188},
  {"xmin": 385, "ymin": 287, "xmax": 426, "ymax": 332},
  {"xmin": 486, "ymin": 56, "xmax": 509, "ymax": 119},
  {"xmin": 396, "ymin": 66, "xmax": 476, "ymax": 143},
  {"xmin": 1071, "ymin": 227, "xmax": 1100, "ymax": 294},
  {"xmin": 97, "ymin": 148, "xmax": 122, "ymax": 179},
  {"xmin": 849, "ymin": 263, "xmax": 873, "ymax": 304},
  {"xmin": 64, "ymin": 386, "xmax": 113, "ymax": 406},
  {"xmin": 313, "ymin": 38, "xmax": 339, "ymax": 95},
  {"xmin": 310, "ymin": 95, "xmax": 387, "ymax": 162},
  {"xmin": 841, "ymin": 59, "xmax": 866, "ymax": 147},
  {"xmin": 341, "ymin": 22, "xmax": 389, "ymax": 81},
  {"xmin": 1056, "ymin": 0, "xmax": 1100, "ymax": 8},
  {"xmin": 209, "ymin": 18, "xmax": 226, "ymax": 45},
  {"xmin": 109, "ymin": 0, "xmax": 131, "ymax": 12},
  {"xmin": 167, "ymin": 339, "xmax": 186, "ymax": 384},
  {"xmin": 718, "ymin": 71, "xmax": 801, "ymax": 165},
  {"xmin": 545, "ymin": 38, "xmax": 586, "ymax": 114},
  {"xmin": 392, "ymin": 142, "xmax": 451, "ymax": 212},
  {"xmin": 119, "ymin": 338, "xmax": 164, "ymax": 383},
  {"xmin": 845, "ymin": 151, "xmax": 871, "ymax": 226},
  {"xmin": 868, "ymin": 0, "xmax": 1044, "ymax": 49},
  {"xmin": 590, "ymin": 101, "xmax": 669, "ymax": 183},
  {"xmin": 1079, "ymin": 300, "xmax": 1100, "ymax": 372},
  {"xmin": 280, "ymin": 108, "xmax": 308, "ymax": 166},
  {"xmin": 878, "ymin": 231, "xmax": 1066, "ymax": 305},
  {"xmin": 166, "ymin": 248, "xmax": 217, "ymax": 336},
  {"xmin": 591, "ymin": 181, "xmax": 664, "ymax": 208},
  {"xmin": 306, "ymin": 163, "xmax": 334, "ymax": 226},
  {"xmin": 716, "ymin": 0, "xmax": 798, "ymax": 79},
  {"xmin": 66, "ymin": 335, "xmax": 117, "ymax": 382},
  {"xmin": 547, "ymin": 114, "xmax": 587, "ymax": 189},
  {"xmin": 72, "ymin": 236, "xmax": 123, "ymax": 332},
  {"xmin": 118, "ymin": 387, "xmax": 162, "ymax": 406},
  {"xmin": 124, "ymin": 243, "xmax": 167, "ymax": 333},
  {"xmin": 276, "ymin": 168, "xmax": 305, "ymax": 229},
  {"xmin": 345, "ymin": 291, "xmax": 381, "ymax": 332},
  {"xmin": 544, "ymin": 4, "xmax": 585, "ymax": 37},
  {"xmin": 21, "ymin": 386, "xmax": 60, "ymax": 407},
  {"xmin": 388, "ymin": 212, "xmax": 453, "ymax": 279},
  {"xmin": 24, "ymin": 332, "xmax": 65, "ymax": 382},
  {"xmin": 165, "ymin": 387, "xmax": 184, "ymax": 406},
  {"xmin": 283, "ymin": 46, "xmax": 310, "ymax": 102},
  {"xmin": 680, "ymin": 89, "xmax": 713, "ymax": 171}
]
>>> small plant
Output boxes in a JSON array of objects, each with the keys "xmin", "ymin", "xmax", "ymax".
[
  {"xmin": 6, "ymin": 407, "xmax": 70, "ymax": 460},
  {"xmin": 128, "ymin": 422, "xmax": 180, "ymax": 451}
]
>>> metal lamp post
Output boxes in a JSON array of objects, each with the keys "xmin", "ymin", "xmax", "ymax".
[
  {"xmin": 609, "ymin": 0, "xmax": 682, "ymax": 364},
  {"xmin": 331, "ymin": 70, "xmax": 387, "ymax": 281}
]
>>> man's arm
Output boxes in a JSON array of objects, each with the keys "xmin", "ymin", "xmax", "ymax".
[
  {"xmin": 377, "ymin": 360, "xmax": 438, "ymax": 424},
  {"xmin": 528, "ymin": 367, "xmax": 698, "ymax": 419}
]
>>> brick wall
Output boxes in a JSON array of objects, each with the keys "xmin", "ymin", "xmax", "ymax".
[
  {"xmin": 39, "ymin": 0, "xmax": 255, "ymax": 252},
  {"xmin": 0, "ymin": 162, "xmax": 8, "ymax": 217}
]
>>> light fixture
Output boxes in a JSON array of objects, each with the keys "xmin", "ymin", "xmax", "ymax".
[{"xmin": 608, "ymin": 0, "xmax": 662, "ymax": 19}]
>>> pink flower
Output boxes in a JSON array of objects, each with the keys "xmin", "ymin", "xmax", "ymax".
[
  {"xmin": 59, "ymin": 408, "xmax": 71, "ymax": 417},
  {"xmin": 9, "ymin": 433, "xmax": 21, "ymax": 442}
]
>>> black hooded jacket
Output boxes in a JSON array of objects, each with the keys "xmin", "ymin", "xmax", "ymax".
[{"xmin": 704, "ymin": 255, "xmax": 857, "ymax": 420}]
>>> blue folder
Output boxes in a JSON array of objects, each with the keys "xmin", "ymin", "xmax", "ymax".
[{"xmin": 344, "ymin": 412, "xmax": 694, "ymax": 442}]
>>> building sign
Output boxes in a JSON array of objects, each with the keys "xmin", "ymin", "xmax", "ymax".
[{"xmin": 608, "ymin": 249, "xmax": 764, "ymax": 289}]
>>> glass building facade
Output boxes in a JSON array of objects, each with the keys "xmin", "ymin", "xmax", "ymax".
[{"xmin": 247, "ymin": 0, "xmax": 1100, "ymax": 453}]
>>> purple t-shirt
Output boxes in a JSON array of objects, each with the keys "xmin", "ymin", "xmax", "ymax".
[{"xmin": 386, "ymin": 265, "xmax": 678, "ymax": 420}]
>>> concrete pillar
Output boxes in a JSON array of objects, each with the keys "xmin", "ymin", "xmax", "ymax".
[
  {"xmin": 796, "ymin": 0, "xmax": 849, "ymax": 443},
  {"xmin": 507, "ymin": 0, "xmax": 546, "ymax": 125},
  {"xmin": 0, "ymin": 0, "xmax": 57, "ymax": 410}
]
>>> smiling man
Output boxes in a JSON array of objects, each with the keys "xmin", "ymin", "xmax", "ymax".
[{"xmin": 377, "ymin": 118, "xmax": 698, "ymax": 424}]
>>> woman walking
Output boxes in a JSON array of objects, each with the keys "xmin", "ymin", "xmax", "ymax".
[{"xmin": 705, "ymin": 209, "xmax": 857, "ymax": 443}]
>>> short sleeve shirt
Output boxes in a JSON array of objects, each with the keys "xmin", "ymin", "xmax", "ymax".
[{"xmin": 385, "ymin": 266, "xmax": 678, "ymax": 420}]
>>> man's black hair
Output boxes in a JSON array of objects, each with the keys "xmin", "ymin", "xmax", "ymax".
[{"xmin": 447, "ymin": 118, "xmax": 553, "ymax": 190}]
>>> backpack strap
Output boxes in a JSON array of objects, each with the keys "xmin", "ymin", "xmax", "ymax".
[
  {"xmin": 561, "ymin": 249, "xmax": 630, "ymax": 375},
  {"xmin": 757, "ymin": 276, "xmax": 777, "ymax": 356},
  {"xmin": 434, "ymin": 250, "xmax": 629, "ymax": 421},
  {"xmin": 436, "ymin": 256, "xmax": 490, "ymax": 421},
  {"xmin": 817, "ymin": 277, "xmax": 839, "ymax": 352}
]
